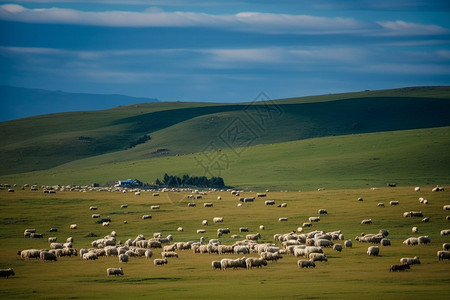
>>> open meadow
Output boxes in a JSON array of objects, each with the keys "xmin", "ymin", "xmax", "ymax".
[{"xmin": 0, "ymin": 186, "xmax": 449, "ymax": 299}]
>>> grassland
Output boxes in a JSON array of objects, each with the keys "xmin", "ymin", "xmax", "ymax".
[
  {"xmin": 0, "ymin": 186, "xmax": 449, "ymax": 299},
  {"xmin": 1, "ymin": 126, "xmax": 449, "ymax": 191}
]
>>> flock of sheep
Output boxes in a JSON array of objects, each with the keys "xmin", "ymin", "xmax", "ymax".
[{"xmin": 3, "ymin": 185, "xmax": 450, "ymax": 279}]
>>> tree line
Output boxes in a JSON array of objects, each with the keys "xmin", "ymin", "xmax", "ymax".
[{"xmin": 155, "ymin": 173, "xmax": 226, "ymax": 188}]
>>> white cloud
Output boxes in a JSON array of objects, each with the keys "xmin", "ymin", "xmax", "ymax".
[{"xmin": 377, "ymin": 20, "xmax": 448, "ymax": 36}]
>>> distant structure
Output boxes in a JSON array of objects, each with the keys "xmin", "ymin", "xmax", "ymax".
[{"xmin": 115, "ymin": 179, "xmax": 143, "ymax": 188}]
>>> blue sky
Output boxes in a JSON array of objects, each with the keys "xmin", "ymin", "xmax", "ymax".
[{"xmin": 0, "ymin": 0, "xmax": 449, "ymax": 103}]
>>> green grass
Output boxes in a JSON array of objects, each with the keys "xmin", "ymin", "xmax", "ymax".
[
  {"xmin": 1, "ymin": 87, "xmax": 449, "ymax": 175},
  {"xmin": 0, "ymin": 187, "xmax": 449, "ymax": 299},
  {"xmin": 1, "ymin": 126, "xmax": 449, "ymax": 190}
]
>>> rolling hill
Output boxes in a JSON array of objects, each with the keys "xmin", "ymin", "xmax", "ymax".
[{"xmin": 0, "ymin": 86, "xmax": 449, "ymax": 189}]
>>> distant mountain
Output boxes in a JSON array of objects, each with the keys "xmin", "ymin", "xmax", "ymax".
[{"xmin": 0, "ymin": 85, "xmax": 158, "ymax": 121}]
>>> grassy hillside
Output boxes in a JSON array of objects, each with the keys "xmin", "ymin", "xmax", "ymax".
[
  {"xmin": 1, "ymin": 86, "xmax": 449, "ymax": 176},
  {"xmin": 1, "ymin": 127, "xmax": 449, "ymax": 191},
  {"xmin": 0, "ymin": 186, "xmax": 449, "ymax": 299}
]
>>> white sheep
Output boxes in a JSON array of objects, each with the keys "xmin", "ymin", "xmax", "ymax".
[
  {"xmin": 443, "ymin": 243, "xmax": 450, "ymax": 251},
  {"xmin": 161, "ymin": 251, "xmax": 178, "ymax": 258},
  {"xmin": 204, "ymin": 203, "xmax": 213, "ymax": 207},
  {"xmin": 361, "ymin": 219, "xmax": 372, "ymax": 225},
  {"xmin": 154, "ymin": 258, "xmax": 168, "ymax": 265},
  {"xmin": 318, "ymin": 209, "xmax": 327, "ymax": 214},
  {"xmin": 151, "ymin": 205, "xmax": 160, "ymax": 210},
  {"xmin": 70, "ymin": 224, "xmax": 77, "ymax": 229},
  {"xmin": 443, "ymin": 205, "xmax": 450, "ymax": 211},
  {"xmin": 309, "ymin": 253, "xmax": 327, "ymax": 262},
  {"xmin": 333, "ymin": 244, "xmax": 343, "ymax": 252},
  {"xmin": 107, "ymin": 268, "xmax": 124, "ymax": 276},
  {"xmin": 213, "ymin": 217, "xmax": 224, "ymax": 223},
  {"xmin": 400, "ymin": 256, "xmax": 420, "ymax": 265},
  {"xmin": 212, "ymin": 260, "xmax": 221, "ymax": 270},
  {"xmin": 298, "ymin": 260, "xmax": 315, "ymax": 268},
  {"xmin": 246, "ymin": 257, "xmax": 267, "ymax": 269},
  {"xmin": 438, "ymin": 251, "xmax": 450, "ymax": 260},
  {"xmin": 380, "ymin": 238, "xmax": 391, "ymax": 246},
  {"xmin": 367, "ymin": 246, "xmax": 379, "ymax": 256},
  {"xmin": 412, "ymin": 227, "xmax": 418, "ymax": 233},
  {"xmin": 119, "ymin": 254, "xmax": 128, "ymax": 263},
  {"xmin": 389, "ymin": 201, "xmax": 399, "ymax": 206},
  {"xmin": 309, "ymin": 217, "xmax": 320, "ymax": 223},
  {"xmin": 440, "ymin": 229, "xmax": 450, "ymax": 236},
  {"xmin": 142, "ymin": 215, "xmax": 152, "ymax": 220}
]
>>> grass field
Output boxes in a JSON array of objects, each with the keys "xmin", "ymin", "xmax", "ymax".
[
  {"xmin": 1, "ymin": 126, "xmax": 449, "ymax": 191},
  {"xmin": 0, "ymin": 186, "xmax": 449, "ymax": 299}
]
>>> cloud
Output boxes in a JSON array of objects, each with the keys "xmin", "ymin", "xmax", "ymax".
[
  {"xmin": 0, "ymin": 4, "xmax": 366, "ymax": 34},
  {"xmin": 377, "ymin": 20, "xmax": 448, "ymax": 36}
]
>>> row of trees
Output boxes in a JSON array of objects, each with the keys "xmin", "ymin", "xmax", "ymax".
[{"xmin": 155, "ymin": 173, "xmax": 226, "ymax": 188}]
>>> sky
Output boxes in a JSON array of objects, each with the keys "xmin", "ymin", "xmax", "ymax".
[{"xmin": 0, "ymin": 0, "xmax": 449, "ymax": 104}]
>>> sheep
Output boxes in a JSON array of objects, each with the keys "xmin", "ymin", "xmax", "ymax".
[
  {"xmin": 403, "ymin": 237, "xmax": 419, "ymax": 246},
  {"xmin": 246, "ymin": 257, "xmax": 267, "ymax": 269},
  {"xmin": 162, "ymin": 251, "xmax": 178, "ymax": 258},
  {"xmin": 259, "ymin": 225, "xmax": 265, "ymax": 230},
  {"xmin": 50, "ymin": 242, "xmax": 64, "ymax": 250},
  {"xmin": 367, "ymin": 246, "xmax": 379, "ymax": 256},
  {"xmin": 403, "ymin": 211, "xmax": 423, "ymax": 218},
  {"xmin": 142, "ymin": 215, "xmax": 152, "ymax": 220},
  {"xmin": 213, "ymin": 217, "xmax": 224, "ymax": 223},
  {"xmin": 234, "ymin": 246, "xmax": 250, "ymax": 255},
  {"xmin": 417, "ymin": 236, "xmax": 430, "ymax": 245},
  {"xmin": 92, "ymin": 214, "xmax": 100, "ymax": 219},
  {"xmin": 202, "ymin": 220, "xmax": 208, "ymax": 226},
  {"xmin": 390, "ymin": 264, "xmax": 410, "ymax": 272},
  {"xmin": 443, "ymin": 205, "xmax": 450, "ymax": 211},
  {"xmin": 358, "ymin": 197, "xmax": 363, "ymax": 201},
  {"xmin": 422, "ymin": 217, "xmax": 430, "ymax": 222},
  {"xmin": 265, "ymin": 200, "xmax": 275, "ymax": 206},
  {"xmin": 121, "ymin": 204, "xmax": 128, "ymax": 208},
  {"xmin": 304, "ymin": 246, "xmax": 323, "ymax": 258},
  {"xmin": 260, "ymin": 252, "xmax": 282, "ymax": 262},
  {"xmin": 315, "ymin": 239, "xmax": 333, "ymax": 248},
  {"xmin": 412, "ymin": 227, "xmax": 418, "ymax": 233},
  {"xmin": 19, "ymin": 249, "xmax": 41, "ymax": 260},
  {"xmin": 204, "ymin": 203, "xmax": 213, "ymax": 207},
  {"xmin": 135, "ymin": 191, "xmax": 141, "ymax": 195},
  {"xmin": 303, "ymin": 223, "xmax": 312, "ymax": 227},
  {"xmin": 0, "ymin": 268, "xmax": 15, "ymax": 278},
  {"xmin": 102, "ymin": 222, "xmax": 110, "ymax": 227},
  {"xmin": 309, "ymin": 217, "xmax": 320, "ymax": 223},
  {"xmin": 217, "ymin": 196, "xmax": 221, "ymax": 200},
  {"xmin": 49, "ymin": 228, "xmax": 58, "ymax": 233},
  {"xmin": 333, "ymin": 244, "xmax": 343, "ymax": 252},
  {"xmin": 151, "ymin": 205, "xmax": 160, "ymax": 210},
  {"xmin": 83, "ymin": 252, "xmax": 98, "ymax": 260},
  {"xmin": 381, "ymin": 239, "xmax": 391, "ymax": 246},
  {"xmin": 400, "ymin": 256, "xmax": 421, "ymax": 265},
  {"xmin": 243, "ymin": 197, "xmax": 254, "ymax": 203},
  {"xmin": 361, "ymin": 219, "xmax": 372, "ymax": 225},
  {"xmin": 119, "ymin": 254, "xmax": 129, "ymax": 263},
  {"xmin": 377, "ymin": 203, "xmax": 385, "ymax": 207},
  {"xmin": 390, "ymin": 201, "xmax": 399, "ymax": 206},
  {"xmin": 298, "ymin": 260, "xmax": 316, "ymax": 268},
  {"xmin": 89, "ymin": 206, "xmax": 98, "ymax": 211},
  {"xmin": 447, "ymin": 216, "xmax": 450, "ymax": 221},
  {"xmin": 309, "ymin": 253, "xmax": 327, "ymax": 262},
  {"xmin": 432, "ymin": 186, "xmax": 444, "ymax": 192},
  {"xmin": 278, "ymin": 217, "xmax": 288, "ymax": 222},
  {"xmin": 257, "ymin": 193, "xmax": 267, "ymax": 197},
  {"xmin": 318, "ymin": 209, "xmax": 327, "ymax": 214},
  {"xmin": 440, "ymin": 229, "xmax": 450, "ymax": 236},
  {"xmin": 154, "ymin": 258, "xmax": 168, "ymax": 266},
  {"xmin": 414, "ymin": 187, "xmax": 420, "ymax": 192},
  {"xmin": 105, "ymin": 246, "xmax": 118, "ymax": 257},
  {"xmin": 48, "ymin": 237, "xmax": 57, "ymax": 243},
  {"xmin": 70, "ymin": 224, "xmax": 77, "ymax": 229},
  {"xmin": 40, "ymin": 251, "xmax": 57, "ymax": 262},
  {"xmin": 212, "ymin": 260, "xmax": 222, "ymax": 270},
  {"xmin": 246, "ymin": 233, "xmax": 261, "ymax": 241},
  {"xmin": 107, "ymin": 268, "xmax": 124, "ymax": 276},
  {"xmin": 443, "ymin": 243, "xmax": 450, "ymax": 251},
  {"xmin": 188, "ymin": 203, "xmax": 196, "ymax": 207},
  {"xmin": 239, "ymin": 227, "xmax": 249, "ymax": 233},
  {"xmin": 220, "ymin": 257, "xmax": 247, "ymax": 270},
  {"xmin": 438, "ymin": 251, "xmax": 450, "ymax": 260}
]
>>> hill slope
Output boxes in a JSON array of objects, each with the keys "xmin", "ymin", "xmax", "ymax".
[
  {"xmin": 0, "ymin": 85, "xmax": 159, "ymax": 121},
  {"xmin": 0, "ymin": 86, "xmax": 449, "ymax": 177}
]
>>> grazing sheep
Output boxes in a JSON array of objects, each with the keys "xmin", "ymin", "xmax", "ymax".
[
  {"xmin": 412, "ymin": 227, "xmax": 418, "ymax": 233},
  {"xmin": 437, "ymin": 251, "xmax": 450, "ymax": 260},
  {"xmin": 50, "ymin": 242, "xmax": 64, "ymax": 250},
  {"xmin": 239, "ymin": 227, "xmax": 249, "ymax": 233},
  {"xmin": 70, "ymin": 224, "xmax": 77, "ymax": 229},
  {"xmin": 135, "ymin": 192, "xmax": 140, "ymax": 195},
  {"xmin": 333, "ymin": 244, "xmax": 343, "ymax": 252},
  {"xmin": 318, "ymin": 209, "xmax": 327, "ymax": 215},
  {"xmin": 177, "ymin": 227, "xmax": 183, "ymax": 232},
  {"xmin": 422, "ymin": 217, "xmax": 430, "ymax": 222},
  {"xmin": 119, "ymin": 254, "xmax": 129, "ymax": 263},
  {"xmin": 443, "ymin": 243, "xmax": 450, "ymax": 251},
  {"xmin": 315, "ymin": 239, "xmax": 333, "ymax": 248},
  {"xmin": 92, "ymin": 214, "xmax": 100, "ymax": 219},
  {"xmin": 246, "ymin": 257, "xmax": 267, "ymax": 269},
  {"xmin": 107, "ymin": 268, "xmax": 123, "ymax": 276},
  {"xmin": 377, "ymin": 203, "xmax": 385, "ymax": 207},
  {"xmin": 418, "ymin": 236, "xmax": 431, "ymax": 245},
  {"xmin": 400, "ymin": 256, "xmax": 420, "ymax": 265},
  {"xmin": 309, "ymin": 217, "xmax": 320, "ymax": 223},
  {"xmin": 265, "ymin": 200, "xmax": 275, "ymax": 206},
  {"xmin": 142, "ymin": 215, "xmax": 152, "ymax": 220},
  {"xmin": 389, "ymin": 201, "xmax": 399, "ymax": 206},
  {"xmin": 202, "ymin": 220, "xmax": 208, "ymax": 226},
  {"xmin": 234, "ymin": 246, "xmax": 250, "ymax": 255},
  {"xmin": 257, "ymin": 193, "xmax": 267, "ymax": 197},
  {"xmin": 259, "ymin": 225, "xmax": 265, "ymax": 230},
  {"xmin": 204, "ymin": 203, "xmax": 213, "ymax": 207},
  {"xmin": 161, "ymin": 251, "xmax": 178, "ymax": 258},
  {"xmin": 303, "ymin": 223, "xmax": 312, "ymax": 227},
  {"xmin": 260, "ymin": 252, "xmax": 282, "ymax": 262},
  {"xmin": 0, "ymin": 268, "xmax": 15, "ymax": 278},
  {"xmin": 213, "ymin": 217, "xmax": 224, "ymax": 223},
  {"xmin": 246, "ymin": 233, "xmax": 261, "ymax": 241},
  {"xmin": 40, "ymin": 251, "xmax": 57, "ymax": 262},
  {"xmin": 403, "ymin": 211, "xmax": 423, "ymax": 218},
  {"xmin": 443, "ymin": 205, "xmax": 450, "ymax": 211},
  {"xmin": 440, "ymin": 229, "xmax": 450, "ymax": 236},
  {"xmin": 446, "ymin": 216, "xmax": 450, "ymax": 221},
  {"xmin": 121, "ymin": 204, "xmax": 128, "ymax": 208},
  {"xmin": 298, "ymin": 260, "xmax": 316, "ymax": 268},
  {"xmin": 83, "ymin": 252, "xmax": 98, "ymax": 260},
  {"xmin": 48, "ymin": 237, "xmax": 57, "ymax": 243},
  {"xmin": 49, "ymin": 228, "xmax": 58, "ymax": 232},
  {"xmin": 403, "ymin": 237, "xmax": 419, "ymax": 246},
  {"xmin": 278, "ymin": 217, "xmax": 288, "ymax": 222},
  {"xmin": 151, "ymin": 205, "xmax": 160, "ymax": 210},
  {"xmin": 212, "ymin": 260, "xmax": 221, "ymax": 270},
  {"xmin": 367, "ymin": 246, "xmax": 379, "ymax": 256},
  {"xmin": 309, "ymin": 253, "xmax": 327, "ymax": 262},
  {"xmin": 358, "ymin": 197, "xmax": 363, "ymax": 201},
  {"xmin": 197, "ymin": 229, "xmax": 206, "ymax": 234},
  {"xmin": 102, "ymin": 222, "xmax": 110, "ymax": 227},
  {"xmin": 188, "ymin": 203, "xmax": 196, "ymax": 207},
  {"xmin": 220, "ymin": 257, "xmax": 247, "ymax": 270},
  {"xmin": 361, "ymin": 219, "xmax": 372, "ymax": 225},
  {"xmin": 390, "ymin": 264, "xmax": 410, "ymax": 272},
  {"xmin": 432, "ymin": 186, "xmax": 444, "ymax": 192},
  {"xmin": 218, "ymin": 245, "xmax": 234, "ymax": 255},
  {"xmin": 414, "ymin": 187, "xmax": 420, "ymax": 192},
  {"xmin": 154, "ymin": 258, "xmax": 168, "ymax": 266},
  {"xmin": 89, "ymin": 206, "xmax": 98, "ymax": 211},
  {"xmin": 381, "ymin": 239, "xmax": 391, "ymax": 246}
]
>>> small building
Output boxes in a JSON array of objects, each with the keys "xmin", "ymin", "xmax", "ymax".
[{"xmin": 116, "ymin": 179, "xmax": 143, "ymax": 188}]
